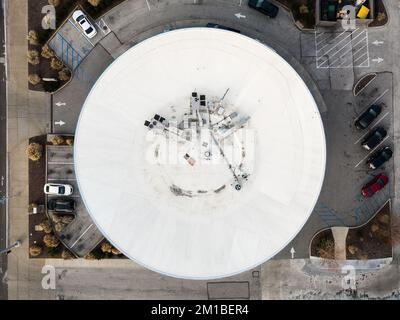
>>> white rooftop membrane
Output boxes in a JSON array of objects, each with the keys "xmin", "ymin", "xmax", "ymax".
[{"xmin": 74, "ymin": 28, "xmax": 326, "ymax": 279}]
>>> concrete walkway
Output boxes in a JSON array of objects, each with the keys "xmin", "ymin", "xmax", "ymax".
[
  {"xmin": 332, "ymin": 227, "xmax": 349, "ymax": 260},
  {"xmin": 5, "ymin": 0, "xmax": 54, "ymax": 299}
]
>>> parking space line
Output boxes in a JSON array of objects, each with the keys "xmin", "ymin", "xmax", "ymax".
[
  {"xmin": 145, "ymin": 0, "xmax": 151, "ymax": 11},
  {"xmin": 364, "ymin": 30, "xmax": 370, "ymax": 68},
  {"xmin": 68, "ymin": 19, "xmax": 95, "ymax": 47},
  {"xmin": 317, "ymin": 30, "xmax": 349, "ymax": 52},
  {"xmin": 70, "ymin": 223, "xmax": 94, "ymax": 248},
  {"xmin": 318, "ymin": 29, "xmax": 358, "ymax": 55},
  {"xmin": 316, "ymin": 32, "xmax": 337, "ymax": 46},
  {"xmin": 353, "ymin": 51, "xmax": 368, "ymax": 64},
  {"xmin": 355, "ymin": 89, "xmax": 389, "ymax": 117},
  {"xmin": 353, "ymin": 112, "xmax": 390, "ymax": 145},
  {"xmin": 370, "ymin": 89, "xmax": 389, "ymax": 106},
  {"xmin": 325, "ymin": 42, "xmax": 353, "ymax": 67},
  {"xmin": 352, "ymin": 41, "xmax": 368, "ymax": 58},
  {"xmin": 354, "ymin": 135, "xmax": 390, "ymax": 168}
]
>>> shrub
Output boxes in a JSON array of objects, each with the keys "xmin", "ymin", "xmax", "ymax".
[
  {"xmin": 50, "ymin": 57, "xmax": 63, "ymax": 70},
  {"xmin": 52, "ymin": 214, "xmax": 62, "ymax": 223},
  {"xmin": 29, "ymin": 245, "xmax": 42, "ymax": 257},
  {"xmin": 39, "ymin": 219, "xmax": 53, "ymax": 234},
  {"xmin": 316, "ymin": 239, "xmax": 335, "ymax": 259},
  {"xmin": 43, "ymin": 234, "xmax": 60, "ymax": 248},
  {"xmin": 61, "ymin": 215, "xmax": 74, "ymax": 224},
  {"xmin": 27, "ymin": 30, "xmax": 39, "ymax": 45},
  {"xmin": 62, "ymin": 249, "xmax": 74, "ymax": 260},
  {"xmin": 111, "ymin": 247, "xmax": 121, "ymax": 255},
  {"xmin": 41, "ymin": 44, "xmax": 55, "ymax": 59},
  {"xmin": 58, "ymin": 68, "xmax": 71, "ymax": 81},
  {"xmin": 51, "ymin": 135, "xmax": 64, "ymax": 145},
  {"xmin": 54, "ymin": 222, "xmax": 65, "ymax": 232},
  {"xmin": 377, "ymin": 12, "xmax": 386, "ymax": 22},
  {"xmin": 84, "ymin": 252, "xmax": 96, "ymax": 260},
  {"xmin": 88, "ymin": 0, "xmax": 102, "ymax": 6},
  {"xmin": 101, "ymin": 241, "xmax": 112, "ymax": 253},
  {"xmin": 27, "ymin": 50, "xmax": 40, "ymax": 65},
  {"xmin": 66, "ymin": 138, "xmax": 74, "ymax": 146},
  {"xmin": 28, "ymin": 74, "xmax": 41, "ymax": 85},
  {"xmin": 26, "ymin": 143, "xmax": 42, "ymax": 161},
  {"xmin": 48, "ymin": 0, "xmax": 60, "ymax": 6}
]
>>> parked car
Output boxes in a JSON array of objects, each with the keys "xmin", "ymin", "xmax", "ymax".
[
  {"xmin": 361, "ymin": 174, "xmax": 389, "ymax": 198},
  {"xmin": 44, "ymin": 183, "xmax": 73, "ymax": 196},
  {"xmin": 361, "ymin": 127, "xmax": 387, "ymax": 150},
  {"xmin": 72, "ymin": 10, "xmax": 97, "ymax": 39},
  {"xmin": 206, "ymin": 23, "xmax": 241, "ymax": 33},
  {"xmin": 248, "ymin": 0, "xmax": 279, "ymax": 18},
  {"xmin": 47, "ymin": 198, "xmax": 76, "ymax": 213},
  {"xmin": 366, "ymin": 146, "xmax": 393, "ymax": 170},
  {"xmin": 354, "ymin": 104, "xmax": 382, "ymax": 130}
]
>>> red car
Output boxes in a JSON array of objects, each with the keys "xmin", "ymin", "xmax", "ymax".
[{"xmin": 361, "ymin": 174, "xmax": 389, "ymax": 198}]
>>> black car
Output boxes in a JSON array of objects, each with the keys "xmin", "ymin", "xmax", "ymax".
[
  {"xmin": 367, "ymin": 146, "xmax": 393, "ymax": 170},
  {"xmin": 361, "ymin": 127, "xmax": 387, "ymax": 150},
  {"xmin": 206, "ymin": 23, "xmax": 241, "ymax": 33},
  {"xmin": 248, "ymin": 0, "xmax": 279, "ymax": 18},
  {"xmin": 354, "ymin": 104, "xmax": 382, "ymax": 130},
  {"xmin": 47, "ymin": 198, "xmax": 76, "ymax": 213}
]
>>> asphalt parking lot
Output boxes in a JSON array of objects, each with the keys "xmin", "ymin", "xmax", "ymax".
[
  {"xmin": 319, "ymin": 72, "xmax": 393, "ymax": 227},
  {"xmin": 46, "ymin": 142, "xmax": 104, "ymax": 257},
  {"xmin": 48, "ymin": 10, "xmax": 105, "ymax": 70},
  {"xmin": 49, "ymin": 1, "xmax": 395, "ymax": 263}
]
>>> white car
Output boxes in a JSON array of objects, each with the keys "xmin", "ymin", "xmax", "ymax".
[
  {"xmin": 44, "ymin": 183, "xmax": 73, "ymax": 196},
  {"xmin": 72, "ymin": 10, "xmax": 97, "ymax": 39}
]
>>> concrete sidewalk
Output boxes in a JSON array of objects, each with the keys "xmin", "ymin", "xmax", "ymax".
[{"xmin": 5, "ymin": 0, "xmax": 54, "ymax": 299}]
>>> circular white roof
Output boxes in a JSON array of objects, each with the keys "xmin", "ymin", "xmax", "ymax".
[{"xmin": 74, "ymin": 28, "xmax": 326, "ymax": 279}]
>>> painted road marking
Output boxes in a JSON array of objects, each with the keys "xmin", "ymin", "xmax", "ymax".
[
  {"xmin": 70, "ymin": 223, "xmax": 94, "ymax": 248},
  {"xmin": 354, "ymin": 135, "xmax": 390, "ymax": 168},
  {"xmin": 68, "ymin": 19, "xmax": 95, "ymax": 47},
  {"xmin": 315, "ymin": 28, "xmax": 369, "ymax": 68},
  {"xmin": 372, "ymin": 57, "xmax": 384, "ymax": 64},
  {"xmin": 54, "ymin": 120, "xmax": 66, "ymax": 126},
  {"xmin": 235, "ymin": 13, "xmax": 246, "ymax": 19},
  {"xmin": 145, "ymin": 0, "xmax": 151, "ymax": 11},
  {"xmin": 353, "ymin": 112, "xmax": 390, "ymax": 145}
]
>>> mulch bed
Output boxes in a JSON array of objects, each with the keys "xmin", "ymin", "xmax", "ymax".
[
  {"xmin": 310, "ymin": 228, "xmax": 335, "ymax": 259},
  {"xmin": 28, "ymin": 135, "xmax": 65, "ymax": 258},
  {"xmin": 369, "ymin": 0, "xmax": 388, "ymax": 27},
  {"xmin": 28, "ymin": 0, "xmax": 74, "ymax": 92},
  {"xmin": 28, "ymin": 0, "xmax": 126, "ymax": 92},
  {"xmin": 354, "ymin": 73, "xmax": 376, "ymax": 96},
  {"xmin": 28, "ymin": 135, "xmax": 126, "ymax": 259},
  {"xmin": 346, "ymin": 202, "xmax": 392, "ymax": 260},
  {"xmin": 277, "ymin": 0, "xmax": 315, "ymax": 29}
]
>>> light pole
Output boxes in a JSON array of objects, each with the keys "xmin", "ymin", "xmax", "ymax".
[{"xmin": 0, "ymin": 240, "xmax": 21, "ymax": 255}]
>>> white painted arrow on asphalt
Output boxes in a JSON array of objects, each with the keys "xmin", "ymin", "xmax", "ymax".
[
  {"xmin": 372, "ymin": 57, "xmax": 384, "ymax": 64},
  {"xmin": 235, "ymin": 13, "xmax": 246, "ymax": 19},
  {"xmin": 55, "ymin": 101, "xmax": 66, "ymax": 107},
  {"xmin": 290, "ymin": 247, "xmax": 296, "ymax": 259},
  {"xmin": 54, "ymin": 120, "xmax": 66, "ymax": 126},
  {"xmin": 372, "ymin": 40, "xmax": 384, "ymax": 46}
]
